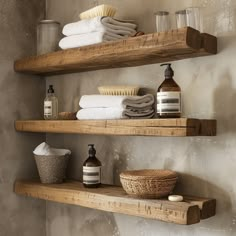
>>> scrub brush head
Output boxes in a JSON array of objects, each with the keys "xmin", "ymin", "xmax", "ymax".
[
  {"xmin": 98, "ymin": 85, "xmax": 140, "ymax": 96},
  {"xmin": 79, "ymin": 4, "xmax": 116, "ymax": 20}
]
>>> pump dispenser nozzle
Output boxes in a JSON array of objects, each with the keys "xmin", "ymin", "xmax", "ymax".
[
  {"xmin": 161, "ymin": 63, "xmax": 174, "ymax": 77},
  {"xmin": 88, "ymin": 144, "xmax": 96, "ymax": 156},
  {"xmin": 48, "ymin": 85, "xmax": 54, "ymax": 93}
]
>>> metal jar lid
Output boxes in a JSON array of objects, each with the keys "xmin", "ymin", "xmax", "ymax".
[
  {"xmin": 175, "ymin": 10, "xmax": 187, "ymax": 15},
  {"xmin": 154, "ymin": 11, "xmax": 169, "ymax": 16}
]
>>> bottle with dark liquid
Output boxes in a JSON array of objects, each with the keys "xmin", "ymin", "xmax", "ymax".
[
  {"xmin": 157, "ymin": 63, "xmax": 181, "ymax": 118},
  {"xmin": 83, "ymin": 144, "xmax": 101, "ymax": 188}
]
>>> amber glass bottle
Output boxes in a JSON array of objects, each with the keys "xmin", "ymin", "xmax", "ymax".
[
  {"xmin": 157, "ymin": 63, "xmax": 181, "ymax": 118},
  {"xmin": 83, "ymin": 144, "xmax": 101, "ymax": 188}
]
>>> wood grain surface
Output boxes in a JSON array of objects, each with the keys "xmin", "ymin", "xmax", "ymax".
[
  {"xmin": 14, "ymin": 27, "xmax": 216, "ymax": 76},
  {"xmin": 15, "ymin": 118, "xmax": 217, "ymax": 137},
  {"xmin": 14, "ymin": 180, "xmax": 216, "ymax": 225}
]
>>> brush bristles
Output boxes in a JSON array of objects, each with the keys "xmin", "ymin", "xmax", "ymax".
[
  {"xmin": 98, "ymin": 86, "xmax": 140, "ymax": 96},
  {"xmin": 80, "ymin": 4, "xmax": 116, "ymax": 20}
]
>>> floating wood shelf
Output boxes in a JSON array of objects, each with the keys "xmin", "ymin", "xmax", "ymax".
[
  {"xmin": 14, "ymin": 27, "xmax": 217, "ymax": 76},
  {"xmin": 14, "ymin": 180, "xmax": 216, "ymax": 225},
  {"xmin": 15, "ymin": 118, "xmax": 216, "ymax": 137}
]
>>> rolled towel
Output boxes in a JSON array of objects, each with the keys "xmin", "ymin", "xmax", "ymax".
[
  {"xmin": 76, "ymin": 107, "xmax": 154, "ymax": 120},
  {"xmin": 79, "ymin": 94, "xmax": 154, "ymax": 109},
  {"xmin": 63, "ymin": 16, "xmax": 137, "ymax": 36},
  {"xmin": 59, "ymin": 31, "xmax": 127, "ymax": 49}
]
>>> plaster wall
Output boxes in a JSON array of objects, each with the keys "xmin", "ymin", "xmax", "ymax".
[
  {"xmin": 46, "ymin": 0, "xmax": 236, "ymax": 235},
  {"xmin": 0, "ymin": 1, "xmax": 46, "ymax": 235}
]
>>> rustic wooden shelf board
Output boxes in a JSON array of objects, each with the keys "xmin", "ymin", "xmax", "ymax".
[
  {"xmin": 14, "ymin": 180, "xmax": 216, "ymax": 225},
  {"xmin": 14, "ymin": 27, "xmax": 217, "ymax": 76},
  {"xmin": 15, "ymin": 118, "xmax": 216, "ymax": 137}
]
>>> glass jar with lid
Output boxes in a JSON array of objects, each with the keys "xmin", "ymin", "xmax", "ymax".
[
  {"xmin": 155, "ymin": 11, "xmax": 170, "ymax": 33},
  {"xmin": 37, "ymin": 20, "xmax": 61, "ymax": 55}
]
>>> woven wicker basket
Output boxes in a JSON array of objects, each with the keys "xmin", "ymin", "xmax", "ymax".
[
  {"xmin": 120, "ymin": 169, "xmax": 178, "ymax": 199},
  {"xmin": 34, "ymin": 154, "xmax": 70, "ymax": 184}
]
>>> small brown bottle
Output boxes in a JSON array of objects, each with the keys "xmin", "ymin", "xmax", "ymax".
[
  {"xmin": 83, "ymin": 144, "xmax": 101, "ymax": 188},
  {"xmin": 157, "ymin": 63, "xmax": 181, "ymax": 118}
]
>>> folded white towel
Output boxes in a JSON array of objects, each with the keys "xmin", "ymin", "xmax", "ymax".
[
  {"xmin": 79, "ymin": 94, "xmax": 154, "ymax": 109},
  {"xmin": 77, "ymin": 107, "xmax": 125, "ymax": 120},
  {"xmin": 59, "ymin": 31, "xmax": 127, "ymax": 49},
  {"xmin": 76, "ymin": 107, "xmax": 154, "ymax": 120},
  {"xmin": 63, "ymin": 16, "xmax": 137, "ymax": 37},
  {"xmin": 33, "ymin": 142, "xmax": 71, "ymax": 156}
]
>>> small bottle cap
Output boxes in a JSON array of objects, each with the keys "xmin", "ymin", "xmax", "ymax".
[
  {"xmin": 168, "ymin": 195, "xmax": 183, "ymax": 202},
  {"xmin": 161, "ymin": 63, "xmax": 174, "ymax": 77},
  {"xmin": 88, "ymin": 144, "xmax": 96, "ymax": 155},
  {"xmin": 48, "ymin": 85, "xmax": 54, "ymax": 93}
]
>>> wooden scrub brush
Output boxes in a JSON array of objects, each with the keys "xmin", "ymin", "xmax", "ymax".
[
  {"xmin": 98, "ymin": 85, "xmax": 140, "ymax": 96},
  {"xmin": 80, "ymin": 4, "xmax": 116, "ymax": 20}
]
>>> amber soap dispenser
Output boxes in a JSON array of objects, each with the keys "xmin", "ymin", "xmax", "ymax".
[
  {"xmin": 157, "ymin": 63, "xmax": 181, "ymax": 118},
  {"xmin": 83, "ymin": 144, "xmax": 101, "ymax": 188}
]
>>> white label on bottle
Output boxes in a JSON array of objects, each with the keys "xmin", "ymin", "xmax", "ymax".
[
  {"xmin": 44, "ymin": 101, "xmax": 52, "ymax": 116},
  {"xmin": 83, "ymin": 166, "xmax": 101, "ymax": 185},
  {"xmin": 157, "ymin": 91, "xmax": 181, "ymax": 114}
]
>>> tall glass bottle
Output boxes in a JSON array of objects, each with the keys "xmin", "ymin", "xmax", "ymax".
[
  {"xmin": 44, "ymin": 85, "xmax": 58, "ymax": 120},
  {"xmin": 83, "ymin": 144, "xmax": 101, "ymax": 188},
  {"xmin": 157, "ymin": 63, "xmax": 181, "ymax": 118}
]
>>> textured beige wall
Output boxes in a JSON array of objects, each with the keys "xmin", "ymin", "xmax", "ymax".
[
  {"xmin": 46, "ymin": 0, "xmax": 236, "ymax": 236},
  {"xmin": 0, "ymin": 1, "xmax": 46, "ymax": 235}
]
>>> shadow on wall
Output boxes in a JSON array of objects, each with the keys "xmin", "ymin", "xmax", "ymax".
[
  {"xmin": 175, "ymin": 173, "xmax": 231, "ymax": 218},
  {"xmin": 112, "ymin": 145, "xmax": 128, "ymax": 186},
  {"xmin": 213, "ymin": 69, "xmax": 236, "ymax": 135},
  {"xmin": 100, "ymin": 138, "xmax": 128, "ymax": 186},
  {"xmin": 78, "ymin": 212, "xmax": 119, "ymax": 236}
]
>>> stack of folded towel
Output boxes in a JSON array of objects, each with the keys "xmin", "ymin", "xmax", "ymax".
[
  {"xmin": 76, "ymin": 94, "xmax": 155, "ymax": 120},
  {"xmin": 59, "ymin": 16, "xmax": 137, "ymax": 49}
]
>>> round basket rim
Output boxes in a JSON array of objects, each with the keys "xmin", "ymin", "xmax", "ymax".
[
  {"xmin": 120, "ymin": 169, "xmax": 178, "ymax": 180},
  {"xmin": 34, "ymin": 154, "xmax": 70, "ymax": 158}
]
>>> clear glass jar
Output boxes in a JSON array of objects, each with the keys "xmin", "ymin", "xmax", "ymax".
[
  {"xmin": 37, "ymin": 20, "xmax": 61, "ymax": 55},
  {"xmin": 186, "ymin": 7, "xmax": 202, "ymax": 32},
  {"xmin": 175, "ymin": 7, "xmax": 202, "ymax": 31},
  {"xmin": 175, "ymin": 10, "xmax": 187, "ymax": 29},
  {"xmin": 155, "ymin": 11, "xmax": 170, "ymax": 33}
]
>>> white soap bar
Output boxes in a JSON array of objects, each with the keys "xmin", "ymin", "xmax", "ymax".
[{"xmin": 168, "ymin": 195, "xmax": 183, "ymax": 202}]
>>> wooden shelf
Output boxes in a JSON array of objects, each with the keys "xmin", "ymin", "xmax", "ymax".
[
  {"xmin": 14, "ymin": 180, "xmax": 216, "ymax": 225},
  {"xmin": 14, "ymin": 27, "xmax": 217, "ymax": 76},
  {"xmin": 15, "ymin": 118, "xmax": 216, "ymax": 137}
]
